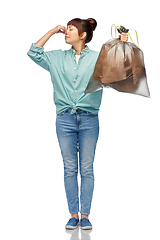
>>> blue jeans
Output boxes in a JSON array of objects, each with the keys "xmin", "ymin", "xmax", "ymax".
[{"xmin": 56, "ymin": 108, "xmax": 99, "ymax": 215}]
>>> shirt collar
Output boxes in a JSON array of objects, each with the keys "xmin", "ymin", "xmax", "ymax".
[{"xmin": 70, "ymin": 45, "xmax": 90, "ymax": 56}]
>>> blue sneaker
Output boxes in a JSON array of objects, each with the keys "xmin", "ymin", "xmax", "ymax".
[
  {"xmin": 65, "ymin": 217, "xmax": 79, "ymax": 230},
  {"xmin": 80, "ymin": 218, "xmax": 92, "ymax": 230}
]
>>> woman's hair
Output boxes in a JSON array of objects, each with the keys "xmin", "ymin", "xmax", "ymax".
[{"xmin": 67, "ymin": 18, "xmax": 97, "ymax": 43}]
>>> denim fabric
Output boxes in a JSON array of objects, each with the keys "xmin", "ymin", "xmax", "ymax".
[{"xmin": 56, "ymin": 108, "xmax": 99, "ymax": 215}]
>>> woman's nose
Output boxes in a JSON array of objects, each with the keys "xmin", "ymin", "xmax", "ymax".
[{"xmin": 66, "ymin": 29, "xmax": 69, "ymax": 35}]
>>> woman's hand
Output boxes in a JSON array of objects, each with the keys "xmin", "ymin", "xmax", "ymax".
[
  {"xmin": 119, "ymin": 33, "xmax": 128, "ymax": 42},
  {"xmin": 55, "ymin": 25, "xmax": 67, "ymax": 34}
]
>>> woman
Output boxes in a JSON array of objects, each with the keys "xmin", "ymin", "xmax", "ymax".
[{"xmin": 27, "ymin": 18, "xmax": 128, "ymax": 230}]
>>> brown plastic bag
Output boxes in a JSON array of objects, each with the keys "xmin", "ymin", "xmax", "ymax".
[{"xmin": 85, "ymin": 26, "xmax": 150, "ymax": 97}]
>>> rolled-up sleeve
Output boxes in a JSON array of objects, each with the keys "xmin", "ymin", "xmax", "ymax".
[{"xmin": 27, "ymin": 43, "xmax": 51, "ymax": 71}]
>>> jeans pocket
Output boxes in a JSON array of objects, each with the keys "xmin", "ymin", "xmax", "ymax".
[
  {"xmin": 57, "ymin": 111, "xmax": 66, "ymax": 116},
  {"xmin": 86, "ymin": 112, "xmax": 98, "ymax": 117}
]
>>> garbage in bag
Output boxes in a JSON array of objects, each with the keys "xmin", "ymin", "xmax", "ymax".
[{"xmin": 84, "ymin": 24, "xmax": 150, "ymax": 97}]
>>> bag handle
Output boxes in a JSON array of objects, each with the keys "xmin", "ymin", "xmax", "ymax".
[{"xmin": 111, "ymin": 24, "xmax": 139, "ymax": 46}]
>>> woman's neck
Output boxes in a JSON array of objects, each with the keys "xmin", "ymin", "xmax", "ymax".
[{"xmin": 72, "ymin": 43, "xmax": 85, "ymax": 55}]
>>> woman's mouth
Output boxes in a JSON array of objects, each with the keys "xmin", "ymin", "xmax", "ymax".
[{"xmin": 65, "ymin": 35, "xmax": 69, "ymax": 39}]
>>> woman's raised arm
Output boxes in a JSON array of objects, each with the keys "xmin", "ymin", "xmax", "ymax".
[{"xmin": 35, "ymin": 25, "xmax": 67, "ymax": 47}]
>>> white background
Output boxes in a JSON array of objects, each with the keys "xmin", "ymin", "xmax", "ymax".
[{"xmin": 0, "ymin": 0, "xmax": 160, "ymax": 239}]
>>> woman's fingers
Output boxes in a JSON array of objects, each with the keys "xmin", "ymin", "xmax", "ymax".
[
  {"xmin": 120, "ymin": 33, "xmax": 128, "ymax": 42},
  {"xmin": 57, "ymin": 25, "xmax": 67, "ymax": 34}
]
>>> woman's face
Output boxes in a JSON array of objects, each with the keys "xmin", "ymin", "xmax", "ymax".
[{"xmin": 65, "ymin": 25, "xmax": 82, "ymax": 45}]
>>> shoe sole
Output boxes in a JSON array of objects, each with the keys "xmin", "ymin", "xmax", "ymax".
[
  {"xmin": 65, "ymin": 222, "xmax": 80, "ymax": 230},
  {"xmin": 80, "ymin": 225, "xmax": 92, "ymax": 230}
]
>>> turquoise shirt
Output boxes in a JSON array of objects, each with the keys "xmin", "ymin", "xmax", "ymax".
[{"xmin": 27, "ymin": 43, "xmax": 103, "ymax": 115}]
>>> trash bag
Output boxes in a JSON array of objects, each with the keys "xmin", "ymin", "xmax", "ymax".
[{"xmin": 85, "ymin": 25, "xmax": 150, "ymax": 97}]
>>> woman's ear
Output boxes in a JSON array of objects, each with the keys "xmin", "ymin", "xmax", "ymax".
[{"xmin": 80, "ymin": 32, "xmax": 87, "ymax": 40}]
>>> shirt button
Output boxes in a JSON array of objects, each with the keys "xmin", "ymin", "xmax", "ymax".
[
  {"xmin": 74, "ymin": 79, "xmax": 76, "ymax": 82},
  {"xmin": 75, "ymin": 90, "xmax": 77, "ymax": 92}
]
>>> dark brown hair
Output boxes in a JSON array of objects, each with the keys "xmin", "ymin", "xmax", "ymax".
[{"xmin": 67, "ymin": 18, "xmax": 97, "ymax": 43}]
